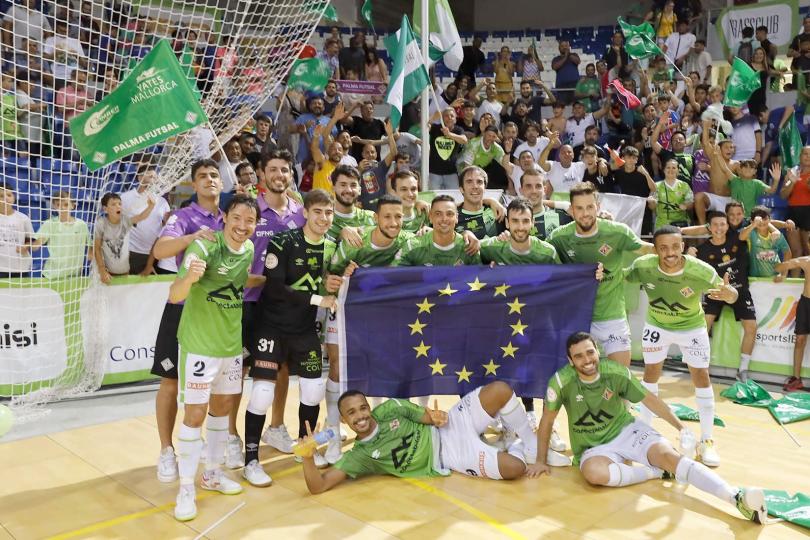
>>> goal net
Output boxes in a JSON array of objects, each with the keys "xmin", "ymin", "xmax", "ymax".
[{"xmin": 0, "ymin": 0, "xmax": 328, "ymax": 418}]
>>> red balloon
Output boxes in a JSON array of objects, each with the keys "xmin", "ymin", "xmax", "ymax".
[{"xmin": 299, "ymin": 44, "xmax": 317, "ymax": 59}]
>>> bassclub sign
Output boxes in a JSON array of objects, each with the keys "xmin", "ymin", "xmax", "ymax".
[{"xmin": 715, "ymin": 0, "xmax": 799, "ymax": 55}]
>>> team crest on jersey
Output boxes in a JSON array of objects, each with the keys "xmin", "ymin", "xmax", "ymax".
[
  {"xmin": 722, "ymin": 254, "xmax": 731, "ymax": 263},
  {"xmin": 546, "ymin": 387, "xmax": 557, "ymax": 402},
  {"xmin": 602, "ymin": 388, "xmax": 614, "ymax": 400},
  {"xmin": 680, "ymin": 286, "xmax": 694, "ymax": 297},
  {"xmin": 389, "ymin": 419, "xmax": 400, "ymax": 431},
  {"xmin": 575, "ymin": 394, "xmax": 583, "ymax": 402},
  {"xmin": 598, "ymin": 243, "xmax": 612, "ymax": 256},
  {"xmin": 566, "ymin": 249, "xmax": 576, "ymax": 258},
  {"xmin": 265, "ymin": 254, "xmax": 279, "ymax": 269}
]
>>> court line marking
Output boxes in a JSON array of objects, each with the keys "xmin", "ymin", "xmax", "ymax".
[
  {"xmin": 45, "ymin": 463, "xmax": 302, "ymax": 540},
  {"xmin": 404, "ymin": 477, "xmax": 527, "ymax": 540}
]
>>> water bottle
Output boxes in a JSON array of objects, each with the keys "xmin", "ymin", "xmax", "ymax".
[{"xmin": 292, "ymin": 428, "xmax": 336, "ymax": 457}]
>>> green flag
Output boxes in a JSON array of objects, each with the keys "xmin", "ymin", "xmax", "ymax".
[
  {"xmin": 361, "ymin": 0, "xmax": 373, "ymax": 28},
  {"xmin": 307, "ymin": 1, "xmax": 338, "ymax": 22},
  {"xmin": 70, "ymin": 40, "xmax": 208, "ymax": 171},
  {"xmin": 287, "ymin": 58, "xmax": 332, "ymax": 92},
  {"xmin": 724, "ymin": 57, "xmax": 762, "ymax": 107},
  {"xmin": 764, "ymin": 490, "xmax": 810, "ymax": 529},
  {"xmin": 617, "ymin": 18, "xmax": 662, "ymax": 59},
  {"xmin": 413, "ymin": 0, "xmax": 464, "ymax": 71},
  {"xmin": 768, "ymin": 392, "xmax": 810, "ymax": 424},
  {"xmin": 780, "ymin": 112, "xmax": 803, "ymax": 169},
  {"xmin": 323, "ymin": 3, "xmax": 338, "ymax": 22},
  {"xmin": 669, "ymin": 403, "xmax": 725, "ymax": 427},
  {"xmin": 719, "ymin": 380, "xmax": 775, "ymax": 408},
  {"xmin": 384, "ymin": 15, "xmax": 430, "ymax": 131}
]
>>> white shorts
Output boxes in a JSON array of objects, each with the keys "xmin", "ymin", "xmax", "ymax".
[
  {"xmin": 178, "ymin": 348, "xmax": 243, "ymax": 405},
  {"xmin": 704, "ymin": 192, "xmax": 733, "ymax": 212},
  {"xmin": 590, "ymin": 318, "xmax": 631, "ymax": 355},
  {"xmin": 438, "ymin": 388, "xmax": 504, "ymax": 480},
  {"xmin": 641, "ymin": 323, "xmax": 711, "ymax": 369},
  {"xmin": 580, "ymin": 419, "xmax": 666, "ymax": 470}
]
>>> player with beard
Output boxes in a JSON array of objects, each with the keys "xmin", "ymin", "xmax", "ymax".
[
  {"xmin": 518, "ymin": 169, "xmax": 573, "ymax": 240},
  {"xmin": 625, "ymin": 226, "xmax": 738, "ymax": 467},
  {"xmin": 548, "ymin": 182, "xmax": 654, "ymax": 367},
  {"xmin": 528, "ymin": 332, "xmax": 767, "ymax": 525},
  {"xmin": 299, "ymin": 382, "xmax": 539, "ymax": 492},
  {"xmin": 456, "ymin": 166, "xmax": 506, "ymax": 239}
]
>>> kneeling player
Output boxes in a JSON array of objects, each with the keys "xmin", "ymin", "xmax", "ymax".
[
  {"xmin": 300, "ymin": 381, "xmax": 538, "ymax": 493},
  {"xmin": 529, "ymin": 332, "xmax": 767, "ymax": 524},
  {"xmin": 170, "ymin": 195, "xmax": 260, "ymax": 521}
]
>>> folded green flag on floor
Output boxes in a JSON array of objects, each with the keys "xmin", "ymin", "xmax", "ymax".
[
  {"xmin": 764, "ymin": 490, "xmax": 810, "ymax": 529},
  {"xmin": 768, "ymin": 393, "xmax": 810, "ymax": 424},
  {"xmin": 669, "ymin": 403, "xmax": 725, "ymax": 427},
  {"xmin": 719, "ymin": 380, "xmax": 775, "ymax": 408}
]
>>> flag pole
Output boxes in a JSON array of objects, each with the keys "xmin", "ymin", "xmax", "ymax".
[
  {"xmin": 420, "ymin": 0, "xmax": 430, "ymax": 191},
  {"xmin": 428, "ymin": 82, "xmax": 446, "ymax": 129}
]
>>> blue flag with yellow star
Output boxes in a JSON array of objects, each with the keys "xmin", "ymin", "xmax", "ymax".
[{"xmin": 336, "ymin": 264, "xmax": 598, "ymax": 398}]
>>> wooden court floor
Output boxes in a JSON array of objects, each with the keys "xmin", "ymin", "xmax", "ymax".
[{"xmin": 1, "ymin": 373, "xmax": 809, "ymax": 540}]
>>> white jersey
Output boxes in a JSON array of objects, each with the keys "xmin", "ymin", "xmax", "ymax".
[{"xmin": 546, "ymin": 161, "xmax": 586, "ymax": 194}]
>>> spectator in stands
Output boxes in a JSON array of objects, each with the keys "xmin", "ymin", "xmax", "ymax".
[
  {"xmin": 748, "ymin": 48, "xmax": 782, "ymax": 117},
  {"xmin": 756, "ymin": 25, "xmax": 777, "ymax": 64},
  {"xmin": 551, "ymin": 40, "xmax": 580, "ymax": 106},
  {"xmin": 457, "ymin": 125, "xmax": 507, "ymax": 189},
  {"xmin": 788, "ymin": 16, "xmax": 810, "ymax": 59},
  {"xmin": 734, "ymin": 26, "xmax": 755, "ymax": 66},
  {"xmin": 55, "ymin": 69, "xmax": 92, "ymax": 120},
  {"xmin": 503, "ymin": 103, "xmax": 531, "ymax": 140},
  {"xmin": 741, "ymin": 205, "xmax": 791, "ymax": 280},
  {"xmin": 322, "ymin": 80, "xmax": 342, "ymax": 115},
  {"xmin": 339, "ymin": 35, "xmax": 365, "ymax": 79},
  {"xmin": 518, "ymin": 44, "xmax": 543, "ymax": 83},
  {"xmin": 538, "ymin": 134, "xmax": 586, "ymax": 196},
  {"xmin": 514, "ymin": 121, "xmax": 549, "ymax": 163},
  {"xmin": 293, "ymin": 96, "xmax": 336, "ymax": 163},
  {"xmin": 603, "ymin": 32, "xmax": 629, "ymax": 75},
  {"xmin": 459, "ymin": 37, "xmax": 486, "ymax": 85},
  {"xmin": 580, "ymin": 145, "xmax": 610, "ymax": 189},
  {"xmin": 43, "ymin": 19, "xmax": 87, "ymax": 84},
  {"xmin": 329, "ymin": 26, "xmax": 344, "ymax": 48},
  {"xmin": 428, "ymin": 107, "xmax": 468, "ymax": 190},
  {"xmin": 684, "ymin": 39, "xmax": 712, "ymax": 83},
  {"xmin": 663, "ymin": 20, "xmax": 695, "ymax": 70},
  {"xmin": 565, "ymin": 100, "xmax": 608, "ymax": 152},
  {"xmin": 29, "ymin": 191, "xmax": 91, "ymax": 279},
  {"xmin": 216, "ymin": 137, "xmax": 242, "ymax": 193},
  {"xmin": 253, "ymin": 113, "xmax": 273, "ymax": 151},
  {"xmin": 780, "ymin": 148, "xmax": 810, "ymax": 267},
  {"xmin": 653, "ymin": 158, "xmax": 694, "ymax": 228},
  {"xmin": 613, "ymin": 146, "xmax": 657, "ymax": 233},
  {"xmin": 0, "ymin": 72, "xmax": 23, "ymax": 157},
  {"xmin": 7, "ymin": 38, "xmax": 54, "ymax": 89},
  {"xmin": 364, "ymin": 49, "xmax": 388, "ymax": 85},
  {"xmin": 336, "ymin": 130, "xmax": 357, "ymax": 167},
  {"xmin": 654, "ymin": 1, "xmax": 678, "ymax": 42},
  {"xmin": 791, "ymin": 36, "xmax": 810, "ymax": 85},
  {"xmin": 357, "ymin": 122, "xmax": 397, "ymax": 210},
  {"xmin": 1, "ymin": 0, "xmax": 51, "ymax": 50},
  {"xmin": 575, "ymin": 125, "xmax": 607, "ymax": 162},
  {"xmin": 392, "ymin": 129, "xmax": 422, "ymax": 169},
  {"xmin": 238, "ymin": 132, "xmax": 256, "ymax": 161},
  {"xmin": 476, "ymin": 82, "xmax": 503, "ymax": 128},
  {"xmin": 235, "ymin": 162, "xmax": 259, "ymax": 197},
  {"xmin": 319, "ymin": 38, "xmax": 340, "ymax": 78},
  {"xmin": 513, "ymin": 79, "xmax": 555, "ymax": 124},
  {"xmin": 121, "ymin": 164, "xmax": 172, "ymax": 276},
  {"xmin": 574, "ymin": 63, "xmax": 601, "ymax": 113},
  {"xmin": 12, "ymin": 70, "xmax": 45, "ymax": 158},
  {"xmin": 345, "ymin": 101, "xmax": 385, "ymax": 160},
  {"xmin": 94, "ymin": 192, "xmax": 155, "ymax": 283},
  {"xmin": 310, "ymin": 104, "xmax": 345, "ymax": 192},
  {"xmin": 459, "ymin": 100, "xmax": 478, "ymax": 139},
  {"xmin": 728, "ymin": 106, "xmax": 762, "ymax": 162},
  {"xmin": 0, "ymin": 181, "xmax": 33, "ymax": 278},
  {"xmin": 494, "ymin": 46, "xmax": 516, "ymax": 105},
  {"xmin": 547, "ymin": 102, "xmax": 566, "ymax": 136}
]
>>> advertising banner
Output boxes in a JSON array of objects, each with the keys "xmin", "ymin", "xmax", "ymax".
[{"xmin": 715, "ymin": 0, "xmax": 799, "ymax": 56}]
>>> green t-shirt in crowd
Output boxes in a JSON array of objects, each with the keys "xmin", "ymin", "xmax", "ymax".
[
  {"xmin": 459, "ymin": 136, "xmax": 505, "ymax": 170},
  {"xmin": 545, "ymin": 361, "xmax": 647, "ymax": 464},
  {"xmin": 624, "ymin": 254, "xmax": 722, "ymax": 330},
  {"xmin": 729, "ymin": 177, "xmax": 769, "ymax": 216},
  {"xmin": 747, "ymin": 230, "xmax": 789, "ymax": 277},
  {"xmin": 1, "ymin": 92, "xmax": 20, "ymax": 141},
  {"xmin": 393, "ymin": 230, "xmax": 482, "ymax": 266},
  {"xmin": 575, "ymin": 77, "xmax": 601, "ymax": 112},
  {"xmin": 35, "ymin": 217, "xmax": 90, "ymax": 279},
  {"xmin": 177, "ymin": 232, "xmax": 254, "ymax": 356},
  {"xmin": 479, "ymin": 236, "xmax": 560, "ymax": 265},
  {"xmin": 655, "ymin": 179, "xmax": 693, "ymax": 228}
]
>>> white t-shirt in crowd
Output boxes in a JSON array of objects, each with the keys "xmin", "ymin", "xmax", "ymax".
[
  {"xmin": 664, "ymin": 31, "xmax": 696, "ymax": 62},
  {"xmin": 3, "ymin": 6, "xmax": 51, "ymax": 49},
  {"xmin": 684, "ymin": 50, "xmax": 712, "ymax": 81},
  {"xmin": 340, "ymin": 154, "xmax": 358, "ymax": 167},
  {"xmin": 43, "ymin": 35, "xmax": 86, "ymax": 81},
  {"xmin": 476, "ymin": 99, "xmax": 503, "ymax": 126},
  {"xmin": 730, "ymin": 114, "xmax": 761, "ymax": 160},
  {"xmin": 546, "ymin": 161, "xmax": 587, "ymax": 194},
  {"xmin": 217, "ymin": 158, "xmax": 238, "ymax": 193},
  {"xmin": 565, "ymin": 114, "xmax": 595, "ymax": 148},
  {"xmin": 120, "ymin": 189, "xmax": 171, "ymax": 255},
  {"xmin": 514, "ymin": 137, "xmax": 550, "ymax": 162},
  {"xmin": 0, "ymin": 210, "xmax": 34, "ymax": 273},
  {"xmin": 95, "ymin": 215, "xmax": 132, "ymax": 275},
  {"xmin": 510, "ymin": 163, "xmax": 542, "ymax": 194}
]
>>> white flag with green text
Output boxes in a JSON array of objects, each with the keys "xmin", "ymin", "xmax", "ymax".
[{"xmin": 385, "ymin": 15, "xmax": 430, "ymax": 130}]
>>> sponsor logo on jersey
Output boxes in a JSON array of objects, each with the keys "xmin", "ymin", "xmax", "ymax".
[
  {"xmin": 207, "ymin": 284, "xmax": 244, "ymax": 303},
  {"xmin": 598, "ymin": 243, "xmax": 612, "ymax": 256},
  {"xmin": 680, "ymin": 287, "xmax": 694, "ymax": 297},
  {"xmin": 573, "ymin": 409, "xmax": 614, "ymax": 426},
  {"xmin": 649, "ymin": 297, "xmax": 687, "ymax": 312},
  {"xmin": 567, "ymin": 249, "xmax": 576, "ymax": 258},
  {"xmin": 187, "ymin": 381, "xmax": 210, "ymax": 390},
  {"xmin": 161, "ymin": 358, "xmax": 175, "ymax": 371},
  {"xmin": 307, "ymin": 257, "xmax": 319, "ymax": 267},
  {"xmin": 294, "ymin": 257, "xmax": 304, "ymax": 266},
  {"xmin": 372, "ymin": 449, "xmax": 381, "ymax": 459},
  {"xmin": 258, "ymin": 218, "xmax": 267, "ymax": 226},
  {"xmin": 645, "ymin": 283, "xmax": 656, "ymax": 290},
  {"xmin": 265, "ymin": 253, "xmax": 279, "ymax": 269},
  {"xmin": 389, "ymin": 419, "xmax": 400, "ymax": 431}
]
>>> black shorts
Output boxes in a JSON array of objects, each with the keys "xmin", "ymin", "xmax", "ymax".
[
  {"xmin": 703, "ymin": 288, "xmax": 756, "ymax": 321},
  {"xmin": 249, "ymin": 328, "xmax": 322, "ymax": 380},
  {"xmin": 128, "ymin": 252, "xmax": 149, "ymax": 275},
  {"xmin": 788, "ymin": 205, "xmax": 810, "ymax": 231},
  {"xmin": 796, "ymin": 295, "xmax": 810, "ymax": 335},
  {"xmin": 242, "ymin": 301, "xmax": 258, "ymax": 368},
  {"xmin": 150, "ymin": 302, "xmax": 184, "ymax": 378}
]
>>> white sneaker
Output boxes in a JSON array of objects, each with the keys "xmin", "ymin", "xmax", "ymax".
[
  {"xmin": 294, "ymin": 450, "xmax": 329, "ymax": 468},
  {"xmin": 242, "ymin": 459, "xmax": 273, "ymax": 487},
  {"xmin": 526, "ymin": 411, "xmax": 539, "ymax": 431},
  {"xmin": 226, "ymin": 435, "xmax": 245, "ymax": 469},
  {"xmin": 324, "ymin": 430, "xmax": 343, "ymax": 464},
  {"xmin": 174, "ymin": 485, "xmax": 196, "ymax": 521},
  {"xmin": 157, "ymin": 447, "xmax": 178, "ymax": 483},
  {"xmin": 200, "ymin": 469, "xmax": 243, "ymax": 495},
  {"xmin": 550, "ymin": 428, "xmax": 568, "ymax": 453},
  {"xmin": 697, "ymin": 439, "xmax": 720, "ymax": 467},
  {"xmin": 546, "ymin": 449, "xmax": 573, "ymax": 467},
  {"xmin": 262, "ymin": 425, "xmax": 294, "ymax": 454}
]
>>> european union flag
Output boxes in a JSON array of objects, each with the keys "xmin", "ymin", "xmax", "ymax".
[{"xmin": 337, "ymin": 264, "xmax": 598, "ymax": 398}]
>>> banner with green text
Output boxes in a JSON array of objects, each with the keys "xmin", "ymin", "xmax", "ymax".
[{"xmin": 715, "ymin": 0, "xmax": 799, "ymax": 56}]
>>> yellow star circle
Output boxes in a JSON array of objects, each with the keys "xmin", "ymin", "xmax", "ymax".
[
  {"xmin": 408, "ymin": 318, "xmax": 427, "ymax": 335},
  {"xmin": 438, "ymin": 283, "xmax": 458, "ymax": 296},
  {"xmin": 507, "ymin": 298, "xmax": 526, "ymax": 314},
  {"xmin": 416, "ymin": 298, "xmax": 435, "ymax": 314},
  {"xmin": 501, "ymin": 342, "xmax": 519, "ymax": 358},
  {"xmin": 510, "ymin": 320, "xmax": 528, "ymax": 336},
  {"xmin": 413, "ymin": 341, "xmax": 431, "ymax": 358},
  {"xmin": 467, "ymin": 277, "xmax": 487, "ymax": 291},
  {"xmin": 493, "ymin": 283, "xmax": 511, "ymax": 297},
  {"xmin": 455, "ymin": 365, "xmax": 473, "ymax": 382},
  {"xmin": 482, "ymin": 359, "xmax": 500, "ymax": 375},
  {"xmin": 428, "ymin": 358, "xmax": 447, "ymax": 375}
]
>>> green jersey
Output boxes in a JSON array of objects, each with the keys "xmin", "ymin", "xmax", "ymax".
[
  {"xmin": 545, "ymin": 361, "xmax": 647, "ymax": 464},
  {"xmin": 455, "ymin": 206, "xmax": 503, "ymax": 239},
  {"xmin": 333, "ymin": 399, "xmax": 444, "ymax": 478},
  {"xmin": 624, "ymin": 254, "xmax": 722, "ymax": 330},
  {"xmin": 401, "ymin": 211, "xmax": 428, "ymax": 234},
  {"xmin": 35, "ymin": 217, "xmax": 91, "ymax": 279},
  {"xmin": 459, "ymin": 136, "xmax": 505, "ymax": 170},
  {"xmin": 479, "ymin": 236, "xmax": 560, "ymax": 265},
  {"xmin": 177, "ymin": 232, "xmax": 254, "ymax": 356},
  {"xmin": 326, "ymin": 208, "xmax": 376, "ymax": 243},
  {"xmin": 393, "ymin": 230, "xmax": 482, "ymax": 266},
  {"xmin": 329, "ymin": 228, "xmax": 414, "ymax": 275},
  {"xmin": 747, "ymin": 230, "xmax": 789, "ymax": 277},
  {"xmin": 729, "ymin": 177, "xmax": 769, "ymax": 216},
  {"xmin": 548, "ymin": 219, "xmax": 643, "ymax": 321},
  {"xmin": 654, "ymin": 179, "xmax": 693, "ymax": 228}
]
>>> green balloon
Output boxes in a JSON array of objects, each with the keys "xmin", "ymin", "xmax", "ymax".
[{"xmin": 0, "ymin": 405, "xmax": 14, "ymax": 437}]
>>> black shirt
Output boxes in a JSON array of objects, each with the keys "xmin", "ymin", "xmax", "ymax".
[
  {"xmin": 696, "ymin": 233, "xmax": 750, "ymax": 289},
  {"xmin": 459, "ymin": 46, "xmax": 486, "ymax": 81},
  {"xmin": 612, "ymin": 167, "xmax": 651, "ymax": 197},
  {"xmin": 349, "ymin": 116, "xmax": 385, "ymax": 159},
  {"xmin": 429, "ymin": 124, "xmax": 465, "ymax": 175},
  {"xmin": 338, "ymin": 46, "xmax": 365, "ymax": 77}
]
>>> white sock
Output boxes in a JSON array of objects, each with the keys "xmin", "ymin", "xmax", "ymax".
[
  {"xmin": 325, "ymin": 378, "xmax": 341, "ymax": 428},
  {"xmin": 675, "ymin": 457, "xmax": 737, "ymax": 504},
  {"xmin": 639, "ymin": 381, "xmax": 658, "ymax": 424},
  {"xmin": 177, "ymin": 424, "xmax": 202, "ymax": 485},
  {"xmin": 205, "ymin": 414, "xmax": 228, "ymax": 472},
  {"xmin": 414, "ymin": 396, "xmax": 430, "ymax": 407},
  {"xmin": 695, "ymin": 386, "xmax": 715, "ymax": 440},
  {"xmin": 606, "ymin": 462, "xmax": 658, "ymax": 487},
  {"xmin": 739, "ymin": 354, "xmax": 751, "ymax": 371},
  {"xmin": 499, "ymin": 393, "xmax": 536, "ymax": 461}
]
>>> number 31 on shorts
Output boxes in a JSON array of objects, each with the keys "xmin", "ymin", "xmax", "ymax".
[{"xmin": 257, "ymin": 338, "xmax": 275, "ymax": 353}]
